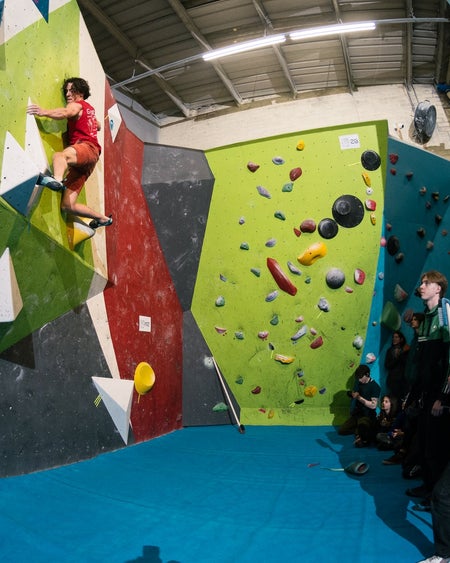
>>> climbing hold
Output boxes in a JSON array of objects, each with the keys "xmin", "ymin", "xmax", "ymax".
[
  {"xmin": 274, "ymin": 354, "xmax": 295, "ymax": 364},
  {"xmin": 405, "ymin": 171, "xmax": 413, "ymax": 180},
  {"xmin": 291, "ymin": 326, "xmax": 308, "ymax": 341},
  {"xmin": 318, "ymin": 297, "xmax": 330, "ymax": 312},
  {"xmin": 272, "ymin": 156, "xmax": 285, "ymax": 165},
  {"xmin": 353, "ymin": 336, "xmax": 364, "ymax": 350},
  {"xmin": 247, "ymin": 162, "xmax": 260, "ymax": 172},
  {"xmin": 293, "ymin": 227, "xmax": 302, "ymax": 237},
  {"xmin": 361, "ymin": 149, "xmax": 381, "ymax": 170},
  {"xmin": 287, "ymin": 261, "xmax": 302, "ymax": 275},
  {"xmin": 318, "ymin": 218, "xmax": 338, "ymax": 239},
  {"xmin": 298, "ymin": 241, "xmax": 327, "ymax": 265},
  {"xmin": 362, "ymin": 172, "xmax": 371, "ymax": 187},
  {"xmin": 304, "ymin": 385, "xmax": 318, "ymax": 398},
  {"xmin": 296, "ymin": 140, "xmax": 305, "ymax": 150},
  {"xmin": 365, "ymin": 199, "xmax": 376, "ymax": 211},
  {"xmin": 289, "ymin": 167, "xmax": 302, "ymax": 181},
  {"xmin": 417, "ymin": 227, "xmax": 426, "ymax": 238},
  {"xmin": 265, "ymin": 238, "xmax": 277, "ymax": 247},
  {"xmin": 345, "ymin": 286, "xmax": 354, "ymax": 293},
  {"xmin": 310, "ymin": 336, "xmax": 323, "ymax": 349},
  {"xmin": 419, "ymin": 186, "xmax": 427, "ymax": 195},
  {"xmin": 300, "ymin": 219, "xmax": 316, "ymax": 233},
  {"xmin": 394, "ymin": 284, "xmax": 408, "ymax": 302},
  {"xmin": 427, "ymin": 241, "xmax": 434, "ymax": 250},
  {"xmin": 381, "ymin": 301, "xmax": 401, "ymax": 331},
  {"xmin": 213, "ymin": 402, "xmax": 228, "ymax": 412},
  {"xmin": 257, "ymin": 185, "xmax": 271, "ymax": 198},
  {"xmin": 134, "ymin": 362, "xmax": 156, "ymax": 396},
  {"xmin": 267, "ymin": 257, "xmax": 298, "ymax": 296},
  {"xmin": 265, "ymin": 290, "xmax": 279, "ymax": 302},
  {"xmin": 251, "ymin": 386, "xmax": 262, "ymax": 394},
  {"xmin": 332, "ymin": 195, "xmax": 365, "ymax": 228},
  {"xmin": 214, "ymin": 326, "xmax": 227, "ymax": 335},
  {"xmin": 389, "ymin": 153, "xmax": 399, "ymax": 164},
  {"xmin": 390, "ymin": 168, "xmax": 397, "ymax": 175},
  {"xmin": 386, "ymin": 236, "xmax": 400, "ymax": 255},
  {"xmin": 239, "ymin": 216, "xmax": 245, "ymax": 225},
  {"xmin": 270, "ymin": 315, "xmax": 279, "ymax": 326},
  {"xmin": 234, "ymin": 331, "xmax": 245, "ymax": 340},
  {"xmin": 432, "ymin": 192, "xmax": 440, "ymax": 201},
  {"xmin": 354, "ymin": 268, "xmax": 366, "ymax": 285},
  {"xmin": 258, "ymin": 331, "xmax": 269, "ymax": 340},
  {"xmin": 250, "ymin": 267, "xmax": 261, "ymax": 277},
  {"xmin": 326, "ymin": 268, "xmax": 345, "ymax": 289},
  {"xmin": 274, "ymin": 210, "xmax": 286, "ymax": 221},
  {"xmin": 219, "ymin": 274, "xmax": 227, "ymax": 282},
  {"xmin": 370, "ymin": 212, "xmax": 376, "ymax": 225},
  {"xmin": 282, "ymin": 182, "xmax": 294, "ymax": 192},
  {"xmin": 240, "ymin": 242, "xmax": 250, "ymax": 250},
  {"xmin": 395, "ymin": 252, "xmax": 404, "ymax": 263},
  {"xmin": 215, "ymin": 296, "xmax": 225, "ymax": 307},
  {"xmin": 436, "ymin": 214, "xmax": 442, "ymax": 225},
  {"xmin": 319, "ymin": 387, "xmax": 327, "ymax": 395},
  {"xmin": 235, "ymin": 376, "xmax": 244, "ymax": 384}
]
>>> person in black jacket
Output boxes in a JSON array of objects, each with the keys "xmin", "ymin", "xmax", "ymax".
[
  {"xmin": 405, "ymin": 271, "xmax": 450, "ymax": 505},
  {"xmin": 338, "ymin": 364, "xmax": 381, "ymax": 447}
]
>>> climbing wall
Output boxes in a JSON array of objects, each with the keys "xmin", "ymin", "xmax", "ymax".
[
  {"xmin": 192, "ymin": 122, "xmax": 388, "ymax": 426},
  {"xmin": 0, "ymin": 0, "xmax": 182, "ymax": 477}
]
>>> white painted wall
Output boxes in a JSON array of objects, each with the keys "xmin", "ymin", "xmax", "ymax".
[{"xmin": 156, "ymin": 84, "xmax": 450, "ymax": 152}]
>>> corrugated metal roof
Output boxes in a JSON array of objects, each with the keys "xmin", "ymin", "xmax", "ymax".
[{"xmin": 77, "ymin": 0, "xmax": 450, "ymax": 125}]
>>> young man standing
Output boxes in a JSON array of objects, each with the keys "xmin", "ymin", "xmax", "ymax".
[
  {"xmin": 27, "ymin": 77, "xmax": 112, "ymax": 229},
  {"xmin": 406, "ymin": 271, "xmax": 450, "ymax": 505}
]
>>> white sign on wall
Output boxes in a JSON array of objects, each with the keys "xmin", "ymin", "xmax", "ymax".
[{"xmin": 339, "ymin": 134, "xmax": 361, "ymax": 150}]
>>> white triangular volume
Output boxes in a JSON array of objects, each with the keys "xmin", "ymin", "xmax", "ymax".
[
  {"xmin": 0, "ymin": 248, "xmax": 23, "ymax": 322},
  {"xmin": 2, "ymin": 0, "xmax": 72, "ymax": 44},
  {"xmin": 0, "ymin": 132, "xmax": 40, "ymax": 195},
  {"xmin": 92, "ymin": 377, "xmax": 134, "ymax": 443},
  {"xmin": 107, "ymin": 103, "xmax": 122, "ymax": 142},
  {"xmin": 25, "ymin": 98, "xmax": 49, "ymax": 173}
]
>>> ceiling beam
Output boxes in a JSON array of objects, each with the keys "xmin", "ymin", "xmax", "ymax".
[
  {"xmin": 77, "ymin": 0, "xmax": 194, "ymax": 118},
  {"xmin": 251, "ymin": 0, "xmax": 297, "ymax": 96},
  {"xmin": 166, "ymin": 0, "xmax": 244, "ymax": 106},
  {"xmin": 331, "ymin": 0, "xmax": 355, "ymax": 92}
]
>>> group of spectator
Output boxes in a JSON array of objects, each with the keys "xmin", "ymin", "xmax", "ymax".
[{"xmin": 338, "ymin": 270, "xmax": 450, "ymax": 563}]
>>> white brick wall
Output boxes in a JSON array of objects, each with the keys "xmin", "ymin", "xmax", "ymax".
[{"xmin": 158, "ymin": 84, "xmax": 450, "ymax": 153}]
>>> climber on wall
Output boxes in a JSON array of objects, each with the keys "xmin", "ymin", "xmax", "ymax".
[{"xmin": 27, "ymin": 77, "xmax": 112, "ymax": 229}]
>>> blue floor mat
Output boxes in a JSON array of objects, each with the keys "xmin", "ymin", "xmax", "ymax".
[{"xmin": 0, "ymin": 426, "xmax": 433, "ymax": 562}]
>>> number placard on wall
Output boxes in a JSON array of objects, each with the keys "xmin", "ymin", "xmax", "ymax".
[{"xmin": 339, "ymin": 134, "xmax": 360, "ymax": 149}]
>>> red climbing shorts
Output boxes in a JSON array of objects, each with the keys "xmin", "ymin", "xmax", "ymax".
[{"xmin": 64, "ymin": 141, "xmax": 100, "ymax": 195}]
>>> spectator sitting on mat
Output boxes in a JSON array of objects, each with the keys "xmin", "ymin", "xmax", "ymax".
[{"xmin": 338, "ymin": 364, "xmax": 381, "ymax": 447}]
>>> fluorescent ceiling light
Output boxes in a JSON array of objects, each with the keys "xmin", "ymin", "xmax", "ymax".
[
  {"xmin": 290, "ymin": 21, "xmax": 376, "ymax": 40},
  {"xmin": 203, "ymin": 34, "xmax": 286, "ymax": 61}
]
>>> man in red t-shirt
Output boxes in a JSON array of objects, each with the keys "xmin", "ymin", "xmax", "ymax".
[{"xmin": 27, "ymin": 77, "xmax": 112, "ymax": 228}]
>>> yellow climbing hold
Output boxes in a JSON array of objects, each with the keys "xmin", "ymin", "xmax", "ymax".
[
  {"xmin": 362, "ymin": 172, "xmax": 371, "ymax": 187},
  {"xmin": 296, "ymin": 139, "xmax": 305, "ymax": 150},
  {"xmin": 298, "ymin": 241, "xmax": 327, "ymax": 266},
  {"xmin": 274, "ymin": 354, "xmax": 295, "ymax": 364},
  {"xmin": 304, "ymin": 385, "xmax": 318, "ymax": 397}
]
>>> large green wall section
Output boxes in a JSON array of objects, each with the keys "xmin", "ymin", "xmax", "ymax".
[{"xmin": 192, "ymin": 121, "xmax": 388, "ymax": 426}]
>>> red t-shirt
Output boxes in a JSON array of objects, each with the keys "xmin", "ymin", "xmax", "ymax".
[{"xmin": 67, "ymin": 99, "xmax": 101, "ymax": 153}]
